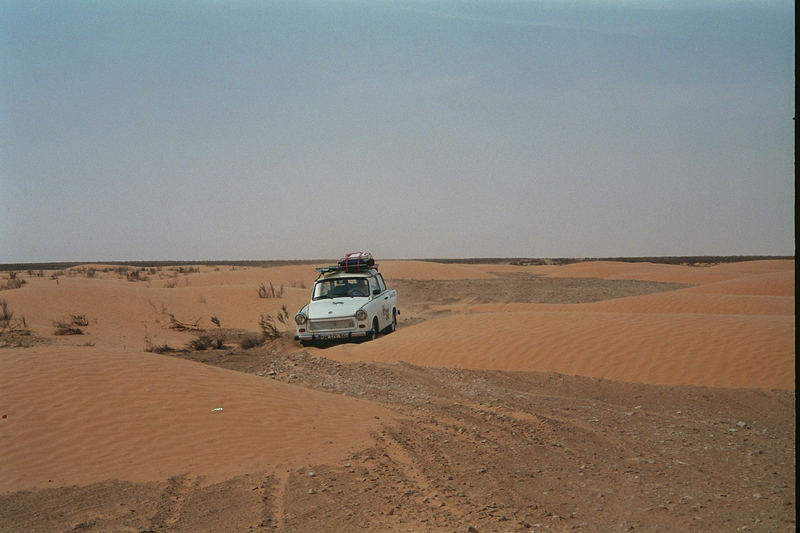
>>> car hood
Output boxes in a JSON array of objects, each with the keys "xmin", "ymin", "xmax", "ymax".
[{"xmin": 307, "ymin": 298, "xmax": 366, "ymax": 320}]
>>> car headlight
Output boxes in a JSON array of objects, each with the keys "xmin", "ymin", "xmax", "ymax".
[
  {"xmin": 355, "ymin": 309, "xmax": 367, "ymax": 321},
  {"xmin": 294, "ymin": 313, "xmax": 307, "ymax": 325}
]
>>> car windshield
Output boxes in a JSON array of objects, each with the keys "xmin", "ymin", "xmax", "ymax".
[{"xmin": 313, "ymin": 278, "xmax": 370, "ymax": 299}]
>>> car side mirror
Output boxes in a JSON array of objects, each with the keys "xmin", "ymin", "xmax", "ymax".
[{"xmin": 372, "ymin": 289, "xmax": 380, "ymax": 295}]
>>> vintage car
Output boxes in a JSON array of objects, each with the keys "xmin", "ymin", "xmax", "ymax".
[{"xmin": 294, "ymin": 257, "xmax": 398, "ymax": 345}]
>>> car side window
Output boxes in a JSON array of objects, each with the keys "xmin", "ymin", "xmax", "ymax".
[
  {"xmin": 368, "ymin": 276, "xmax": 380, "ymax": 295},
  {"xmin": 376, "ymin": 274, "xmax": 387, "ymax": 292}
]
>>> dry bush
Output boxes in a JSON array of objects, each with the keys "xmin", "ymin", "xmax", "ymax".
[
  {"xmin": 277, "ymin": 305, "xmax": 290, "ymax": 326},
  {"xmin": 145, "ymin": 341, "xmax": 179, "ymax": 353},
  {"xmin": 171, "ymin": 266, "xmax": 200, "ymax": 275},
  {"xmin": 53, "ymin": 321, "xmax": 83, "ymax": 336},
  {"xmin": 257, "ymin": 281, "xmax": 284, "ymax": 299},
  {"xmin": 52, "ymin": 314, "xmax": 88, "ymax": 335},
  {"xmin": 1, "ymin": 300, "xmax": 29, "ymax": 335},
  {"xmin": 0, "ymin": 299, "xmax": 12, "ymax": 326},
  {"xmin": 1, "ymin": 276, "xmax": 26, "ymax": 290},
  {"xmin": 168, "ymin": 314, "xmax": 202, "ymax": 332},
  {"xmin": 143, "ymin": 327, "xmax": 179, "ymax": 353},
  {"xmin": 188, "ymin": 332, "xmax": 226, "ymax": 351},
  {"xmin": 240, "ymin": 333, "xmax": 264, "ymax": 349},
  {"xmin": 126, "ymin": 269, "xmax": 148, "ymax": 282},
  {"xmin": 70, "ymin": 314, "xmax": 88, "ymax": 327},
  {"xmin": 258, "ymin": 314, "xmax": 282, "ymax": 341}
]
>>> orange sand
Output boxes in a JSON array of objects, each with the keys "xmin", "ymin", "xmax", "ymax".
[
  {"xmin": 323, "ymin": 260, "xmax": 795, "ymax": 390},
  {"xmin": 0, "ymin": 259, "xmax": 793, "ymax": 494},
  {"xmin": 0, "ymin": 346, "xmax": 388, "ymax": 492}
]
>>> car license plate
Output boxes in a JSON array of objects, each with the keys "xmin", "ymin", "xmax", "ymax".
[
  {"xmin": 318, "ymin": 333, "xmax": 349, "ymax": 340},
  {"xmin": 317, "ymin": 332, "xmax": 366, "ymax": 340}
]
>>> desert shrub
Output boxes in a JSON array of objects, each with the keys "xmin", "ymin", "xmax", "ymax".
[
  {"xmin": 126, "ymin": 269, "xmax": 148, "ymax": 282},
  {"xmin": 145, "ymin": 341, "xmax": 179, "ymax": 353},
  {"xmin": 70, "ymin": 314, "xmax": 89, "ymax": 327},
  {"xmin": 210, "ymin": 314, "xmax": 221, "ymax": 328},
  {"xmin": 258, "ymin": 314, "xmax": 281, "ymax": 341},
  {"xmin": 240, "ymin": 333, "xmax": 264, "ymax": 349},
  {"xmin": 1, "ymin": 277, "xmax": 26, "ymax": 290},
  {"xmin": 0, "ymin": 300, "xmax": 12, "ymax": 325},
  {"xmin": 189, "ymin": 332, "xmax": 226, "ymax": 350},
  {"xmin": 0, "ymin": 300, "xmax": 28, "ymax": 334},
  {"xmin": 53, "ymin": 320, "xmax": 83, "ymax": 336},
  {"xmin": 257, "ymin": 281, "xmax": 284, "ymax": 299},
  {"xmin": 53, "ymin": 314, "xmax": 88, "ymax": 335},
  {"xmin": 276, "ymin": 305, "xmax": 290, "ymax": 326},
  {"xmin": 143, "ymin": 328, "xmax": 178, "ymax": 353},
  {"xmin": 168, "ymin": 314, "xmax": 202, "ymax": 332}
]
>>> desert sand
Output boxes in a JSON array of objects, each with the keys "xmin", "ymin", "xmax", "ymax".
[{"xmin": 0, "ymin": 259, "xmax": 795, "ymax": 532}]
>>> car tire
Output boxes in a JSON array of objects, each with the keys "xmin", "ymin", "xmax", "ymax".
[{"xmin": 370, "ymin": 317, "xmax": 380, "ymax": 341}]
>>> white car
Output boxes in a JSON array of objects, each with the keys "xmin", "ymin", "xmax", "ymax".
[{"xmin": 294, "ymin": 267, "xmax": 398, "ymax": 345}]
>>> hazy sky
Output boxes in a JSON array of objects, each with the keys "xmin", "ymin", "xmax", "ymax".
[{"xmin": 1, "ymin": 1, "xmax": 794, "ymax": 262}]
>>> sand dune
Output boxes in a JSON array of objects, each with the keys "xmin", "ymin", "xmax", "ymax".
[
  {"xmin": 0, "ymin": 271, "xmax": 309, "ymax": 351},
  {"xmin": 0, "ymin": 259, "xmax": 794, "ymax": 531},
  {"xmin": 321, "ymin": 259, "xmax": 795, "ymax": 390},
  {"xmin": 542, "ymin": 259, "xmax": 792, "ymax": 285},
  {"xmin": 683, "ymin": 269, "xmax": 794, "ymax": 296},
  {"xmin": 0, "ymin": 346, "xmax": 388, "ymax": 492},
  {"xmin": 324, "ymin": 310, "xmax": 794, "ymax": 389}
]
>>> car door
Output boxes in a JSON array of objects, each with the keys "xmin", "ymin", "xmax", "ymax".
[
  {"xmin": 366, "ymin": 276, "xmax": 383, "ymax": 328},
  {"xmin": 373, "ymin": 274, "xmax": 393, "ymax": 329}
]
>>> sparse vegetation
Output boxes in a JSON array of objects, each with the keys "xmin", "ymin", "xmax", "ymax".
[
  {"xmin": 53, "ymin": 316, "xmax": 85, "ymax": 335},
  {"xmin": 145, "ymin": 341, "xmax": 180, "ymax": 354},
  {"xmin": 257, "ymin": 281, "xmax": 284, "ymax": 298},
  {"xmin": 187, "ymin": 313, "xmax": 227, "ymax": 350},
  {"xmin": 168, "ymin": 314, "xmax": 202, "ymax": 332},
  {"xmin": 143, "ymin": 327, "xmax": 180, "ymax": 354},
  {"xmin": 70, "ymin": 314, "xmax": 89, "ymax": 327},
  {"xmin": 0, "ymin": 300, "xmax": 27, "ymax": 332},
  {"xmin": 258, "ymin": 314, "xmax": 282, "ymax": 341},
  {"xmin": 0, "ymin": 300, "xmax": 35, "ymax": 346},
  {"xmin": 188, "ymin": 332, "xmax": 226, "ymax": 350},
  {"xmin": 239, "ymin": 333, "xmax": 264, "ymax": 349},
  {"xmin": 1, "ymin": 272, "xmax": 26, "ymax": 290},
  {"xmin": 277, "ymin": 305, "xmax": 290, "ymax": 326},
  {"xmin": 126, "ymin": 269, "xmax": 148, "ymax": 282},
  {"xmin": 1, "ymin": 299, "xmax": 13, "ymax": 328}
]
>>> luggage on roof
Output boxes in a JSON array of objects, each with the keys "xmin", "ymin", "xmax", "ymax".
[
  {"xmin": 338, "ymin": 251, "xmax": 374, "ymax": 271},
  {"xmin": 315, "ymin": 251, "xmax": 377, "ymax": 274}
]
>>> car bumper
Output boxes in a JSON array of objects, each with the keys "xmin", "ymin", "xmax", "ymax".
[{"xmin": 295, "ymin": 330, "xmax": 369, "ymax": 342}]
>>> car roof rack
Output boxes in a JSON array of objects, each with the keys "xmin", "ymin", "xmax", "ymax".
[{"xmin": 315, "ymin": 263, "xmax": 379, "ymax": 274}]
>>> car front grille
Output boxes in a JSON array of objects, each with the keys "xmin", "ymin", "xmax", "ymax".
[{"xmin": 309, "ymin": 318, "xmax": 355, "ymax": 331}]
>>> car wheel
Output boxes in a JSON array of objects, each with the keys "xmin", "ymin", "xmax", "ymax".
[{"xmin": 370, "ymin": 317, "xmax": 380, "ymax": 340}]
